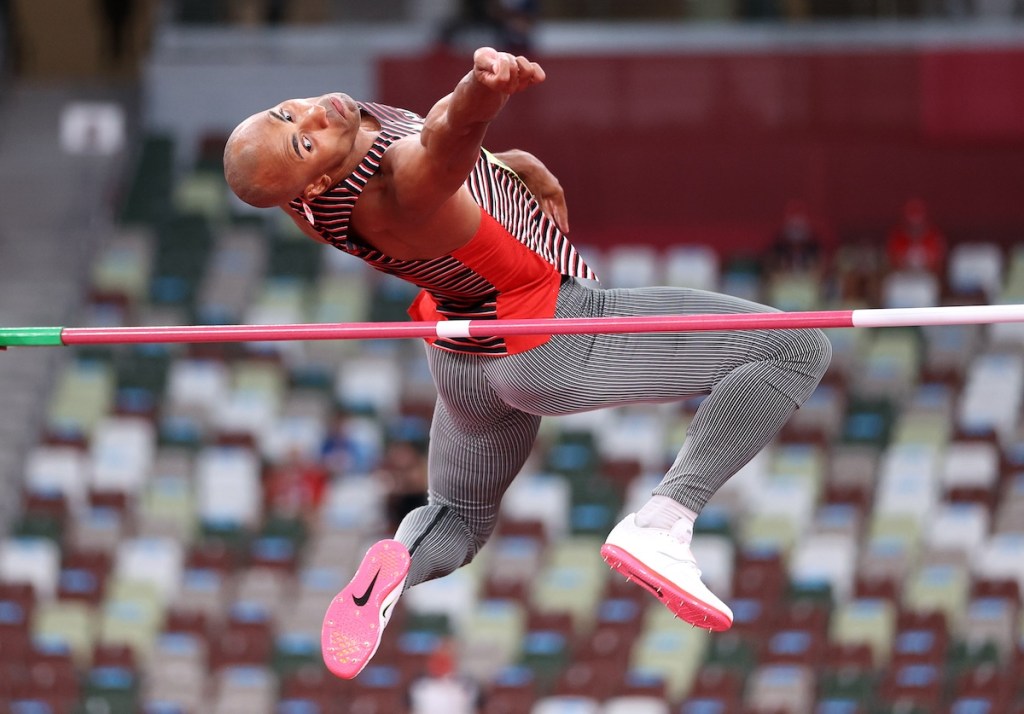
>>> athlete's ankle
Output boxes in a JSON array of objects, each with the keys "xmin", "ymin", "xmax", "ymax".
[{"xmin": 635, "ymin": 495, "xmax": 697, "ymax": 542}]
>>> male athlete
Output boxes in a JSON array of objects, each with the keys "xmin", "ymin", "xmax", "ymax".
[{"xmin": 224, "ymin": 47, "xmax": 832, "ymax": 679}]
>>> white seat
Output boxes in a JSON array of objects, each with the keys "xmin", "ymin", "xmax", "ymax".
[
  {"xmin": 90, "ymin": 416, "xmax": 156, "ymax": 495},
  {"xmin": 940, "ymin": 441, "xmax": 1000, "ymax": 491},
  {"xmin": 744, "ymin": 665, "xmax": 816, "ymax": 714},
  {"xmin": 212, "ymin": 665, "xmax": 275, "ymax": 714},
  {"xmin": 663, "ymin": 244, "xmax": 719, "ymax": 291},
  {"xmin": 334, "ymin": 355, "xmax": 403, "ymax": 416},
  {"xmin": 958, "ymin": 352, "xmax": 1024, "ymax": 439},
  {"xmin": 924, "ymin": 503, "xmax": 989, "ymax": 557},
  {"xmin": 602, "ymin": 697, "xmax": 670, "ymax": 714},
  {"xmin": 114, "ymin": 537, "xmax": 184, "ymax": 603},
  {"xmin": 261, "ymin": 413, "xmax": 327, "ymax": 464},
  {"xmin": 24, "ymin": 445, "xmax": 90, "ymax": 510},
  {"xmin": 456, "ymin": 598, "xmax": 526, "ymax": 682},
  {"xmin": 0, "ymin": 537, "xmax": 60, "ymax": 598},
  {"xmin": 788, "ymin": 533, "xmax": 858, "ymax": 600},
  {"xmin": 874, "ymin": 444, "xmax": 940, "ymax": 522},
  {"xmin": 974, "ymin": 533, "xmax": 1024, "ymax": 593},
  {"xmin": 501, "ymin": 473, "xmax": 572, "ymax": 541},
  {"xmin": 881, "ymin": 270, "xmax": 939, "ymax": 309},
  {"xmin": 166, "ymin": 359, "xmax": 230, "ymax": 414},
  {"xmin": 948, "ymin": 242, "xmax": 1003, "ymax": 299},
  {"xmin": 319, "ymin": 474, "xmax": 386, "ymax": 530},
  {"xmin": 195, "ymin": 446, "xmax": 262, "ymax": 528},
  {"xmin": 531, "ymin": 695, "xmax": 602, "ymax": 714},
  {"xmin": 403, "ymin": 568, "xmax": 478, "ymax": 631},
  {"xmin": 691, "ymin": 534, "xmax": 734, "ymax": 599},
  {"xmin": 604, "ymin": 245, "xmax": 660, "ymax": 288},
  {"xmin": 596, "ymin": 408, "xmax": 667, "ymax": 472}
]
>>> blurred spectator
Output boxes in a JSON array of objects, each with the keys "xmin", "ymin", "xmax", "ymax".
[
  {"xmin": 763, "ymin": 199, "xmax": 826, "ymax": 279},
  {"xmin": 321, "ymin": 409, "xmax": 383, "ymax": 477},
  {"xmin": 96, "ymin": 0, "xmax": 134, "ymax": 68},
  {"xmin": 264, "ymin": 447, "xmax": 329, "ymax": 520},
  {"xmin": 831, "ymin": 233, "xmax": 885, "ymax": 305},
  {"xmin": 886, "ymin": 197, "xmax": 946, "ymax": 274},
  {"xmin": 439, "ymin": 0, "xmax": 539, "ymax": 54},
  {"xmin": 376, "ymin": 416, "xmax": 430, "ymax": 532},
  {"xmin": 408, "ymin": 638, "xmax": 481, "ymax": 714}
]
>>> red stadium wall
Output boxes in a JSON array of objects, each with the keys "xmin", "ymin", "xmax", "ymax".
[{"xmin": 378, "ymin": 48, "xmax": 1024, "ymax": 256}]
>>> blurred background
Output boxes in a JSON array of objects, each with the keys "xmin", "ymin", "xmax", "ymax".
[{"xmin": 1, "ymin": 2, "xmax": 1024, "ymax": 713}]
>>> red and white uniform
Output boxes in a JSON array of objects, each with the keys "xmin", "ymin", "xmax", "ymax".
[{"xmin": 288, "ymin": 102, "xmax": 595, "ymax": 355}]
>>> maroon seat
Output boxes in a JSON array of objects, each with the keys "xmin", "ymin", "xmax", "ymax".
[
  {"xmin": 732, "ymin": 550, "xmax": 787, "ymax": 605},
  {"xmin": 163, "ymin": 608, "xmax": 210, "ymax": 638},
  {"xmin": 689, "ymin": 664, "xmax": 746, "ymax": 700},
  {"xmin": 552, "ymin": 660, "xmax": 621, "ymax": 701},
  {"xmin": 950, "ymin": 666, "xmax": 1015, "ymax": 710}
]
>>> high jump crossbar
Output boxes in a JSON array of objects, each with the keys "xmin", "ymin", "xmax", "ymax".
[{"xmin": 2, "ymin": 304, "xmax": 1024, "ymax": 348}]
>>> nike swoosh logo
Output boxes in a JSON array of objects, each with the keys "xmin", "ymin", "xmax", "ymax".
[{"xmin": 352, "ymin": 570, "xmax": 380, "ymax": 607}]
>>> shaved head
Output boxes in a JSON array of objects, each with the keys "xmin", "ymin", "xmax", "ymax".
[
  {"xmin": 223, "ymin": 116, "xmax": 293, "ymax": 208},
  {"xmin": 224, "ymin": 94, "xmax": 370, "ymax": 211}
]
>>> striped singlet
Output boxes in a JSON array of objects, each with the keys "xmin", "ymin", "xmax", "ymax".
[{"xmin": 287, "ymin": 102, "xmax": 596, "ymax": 355}]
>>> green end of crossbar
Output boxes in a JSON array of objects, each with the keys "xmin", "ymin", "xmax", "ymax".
[{"xmin": 0, "ymin": 327, "xmax": 64, "ymax": 347}]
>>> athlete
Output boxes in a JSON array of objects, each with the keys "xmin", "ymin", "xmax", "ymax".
[{"xmin": 223, "ymin": 47, "xmax": 832, "ymax": 679}]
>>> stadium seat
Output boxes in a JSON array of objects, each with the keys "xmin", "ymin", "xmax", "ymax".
[
  {"xmin": 829, "ymin": 598, "xmax": 897, "ymax": 666},
  {"xmin": 663, "ymin": 245, "xmax": 720, "ymax": 292},
  {"xmin": 744, "ymin": 664, "xmax": 816, "ymax": 714},
  {"xmin": 947, "ymin": 242, "xmax": 1004, "ymax": 300},
  {"xmin": 604, "ymin": 245, "xmax": 661, "ymax": 288}
]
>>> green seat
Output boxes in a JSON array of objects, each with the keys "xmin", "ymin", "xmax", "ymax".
[
  {"xmin": 818, "ymin": 668, "xmax": 878, "ymax": 703},
  {"xmin": 529, "ymin": 537, "xmax": 605, "ymax": 631},
  {"xmin": 830, "ymin": 598, "xmax": 896, "ymax": 667},
  {"xmin": 260, "ymin": 515, "xmax": 308, "ymax": 551},
  {"xmin": 404, "ymin": 612, "xmax": 452, "ymax": 636},
  {"xmin": 768, "ymin": 273, "xmax": 821, "ymax": 311},
  {"xmin": 519, "ymin": 627, "xmax": 570, "ymax": 692},
  {"xmin": 119, "ymin": 134, "xmax": 175, "ymax": 227},
  {"xmin": 33, "ymin": 600, "xmax": 96, "ymax": 666},
  {"xmin": 313, "ymin": 273, "xmax": 372, "ymax": 324},
  {"xmin": 632, "ymin": 625, "xmax": 710, "ymax": 700},
  {"xmin": 739, "ymin": 513, "xmax": 800, "ymax": 554},
  {"xmin": 271, "ymin": 633, "xmax": 320, "ymax": 679},
  {"xmin": 267, "ymin": 237, "xmax": 322, "ymax": 281},
  {"xmin": 138, "ymin": 474, "xmax": 195, "ymax": 542},
  {"xmin": 459, "ymin": 598, "xmax": 526, "ymax": 680},
  {"xmin": 701, "ymin": 630, "xmax": 757, "ymax": 675},
  {"xmin": 117, "ymin": 347, "xmax": 172, "ymax": 395},
  {"xmin": 946, "ymin": 640, "xmax": 1001, "ymax": 674},
  {"xmin": 82, "ymin": 665, "xmax": 140, "ymax": 714},
  {"xmin": 174, "ymin": 170, "xmax": 230, "ymax": 223},
  {"xmin": 90, "ymin": 229, "xmax": 155, "ymax": 301},
  {"xmin": 11, "ymin": 513, "xmax": 63, "ymax": 543},
  {"xmin": 891, "ymin": 411, "xmax": 951, "ymax": 448},
  {"xmin": 902, "ymin": 563, "xmax": 970, "ymax": 630},
  {"xmin": 47, "ymin": 359, "xmax": 116, "ymax": 437},
  {"xmin": 840, "ymin": 398, "xmax": 895, "ymax": 448}
]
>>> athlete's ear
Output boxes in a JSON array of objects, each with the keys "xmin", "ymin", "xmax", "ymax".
[{"xmin": 302, "ymin": 174, "xmax": 333, "ymax": 201}]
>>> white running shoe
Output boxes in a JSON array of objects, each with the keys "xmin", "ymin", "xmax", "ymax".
[
  {"xmin": 600, "ymin": 513, "xmax": 733, "ymax": 631},
  {"xmin": 321, "ymin": 539, "xmax": 410, "ymax": 679}
]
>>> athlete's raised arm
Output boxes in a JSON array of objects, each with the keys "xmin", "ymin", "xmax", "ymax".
[{"xmin": 383, "ymin": 47, "xmax": 546, "ymax": 216}]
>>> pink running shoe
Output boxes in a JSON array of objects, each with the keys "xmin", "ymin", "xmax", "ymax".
[
  {"xmin": 321, "ymin": 539, "xmax": 410, "ymax": 679},
  {"xmin": 601, "ymin": 514, "xmax": 733, "ymax": 632}
]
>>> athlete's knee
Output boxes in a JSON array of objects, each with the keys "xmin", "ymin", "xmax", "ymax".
[{"xmin": 797, "ymin": 327, "xmax": 833, "ymax": 379}]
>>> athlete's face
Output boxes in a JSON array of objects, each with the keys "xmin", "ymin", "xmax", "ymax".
[{"xmin": 225, "ymin": 92, "xmax": 363, "ymax": 206}]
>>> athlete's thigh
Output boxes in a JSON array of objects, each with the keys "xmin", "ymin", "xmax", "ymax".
[
  {"xmin": 483, "ymin": 286, "xmax": 780, "ymax": 414},
  {"xmin": 425, "ymin": 345, "xmax": 541, "ymax": 508}
]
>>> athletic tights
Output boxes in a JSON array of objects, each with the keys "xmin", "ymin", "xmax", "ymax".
[{"xmin": 394, "ymin": 278, "xmax": 832, "ymax": 587}]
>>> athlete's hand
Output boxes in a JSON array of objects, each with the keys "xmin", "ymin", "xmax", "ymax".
[
  {"xmin": 523, "ymin": 158, "xmax": 570, "ymax": 234},
  {"xmin": 473, "ymin": 47, "xmax": 546, "ymax": 95},
  {"xmin": 491, "ymin": 149, "xmax": 569, "ymax": 233}
]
